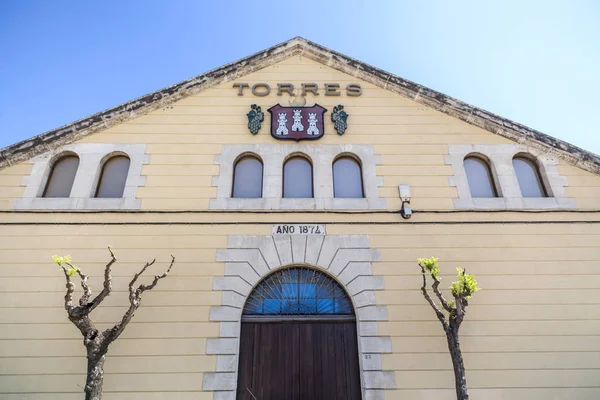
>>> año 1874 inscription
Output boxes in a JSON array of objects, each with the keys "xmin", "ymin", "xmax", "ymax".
[{"xmin": 272, "ymin": 224, "xmax": 326, "ymax": 235}]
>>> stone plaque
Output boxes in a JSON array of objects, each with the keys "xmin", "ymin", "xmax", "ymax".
[{"xmin": 272, "ymin": 224, "xmax": 326, "ymax": 235}]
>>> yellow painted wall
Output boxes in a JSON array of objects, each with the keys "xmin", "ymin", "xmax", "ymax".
[
  {"xmin": 0, "ymin": 222, "xmax": 599, "ymax": 399},
  {"xmin": 1, "ymin": 55, "xmax": 600, "ymax": 399}
]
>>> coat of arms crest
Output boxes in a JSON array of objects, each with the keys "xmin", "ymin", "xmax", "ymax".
[{"xmin": 267, "ymin": 104, "xmax": 328, "ymax": 141}]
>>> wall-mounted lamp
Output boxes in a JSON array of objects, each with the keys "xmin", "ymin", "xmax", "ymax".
[{"xmin": 398, "ymin": 184, "xmax": 412, "ymax": 219}]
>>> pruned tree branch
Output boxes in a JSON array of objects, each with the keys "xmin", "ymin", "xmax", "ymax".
[
  {"xmin": 107, "ymin": 254, "xmax": 176, "ymax": 342},
  {"xmin": 431, "ymin": 276, "xmax": 453, "ymax": 313},
  {"xmin": 74, "ymin": 268, "xmax": 92, "ymax": 306},
  {"xmin": 56, "ymin": 248, "xmax": 175, "ymax": 400},
  {"xmin": 61, "ymin": 266, "xmax": 75, "ymax": 311},
  {"xmin": 129, "ymin": 259, "xmax": 156, "ymax": 295},
  {"xmin": 418, "ymin": 258, "xmax": 478, "ymax": 400},
  {"xmin": 453, "ymin": 269, "xmax": 469, "ymax": 327},
  {"xmin": 455, "ymin": 296, "xmax": 467, "ymax": 326},
  {"xmin": 84, "ymin": 247, "xmax": 116, "ymax": 313},
  {"xmin": 138, "ymin": 255, "xmax": 175, "ymax": 293},
  {"xmin": 419, "ymin": 263, "xmax": 448, "ymax": 329}
]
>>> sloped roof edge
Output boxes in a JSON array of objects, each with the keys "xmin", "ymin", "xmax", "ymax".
[{"xmin": 1, "ymin": 36, "xmax": 599, "ymax": 175}]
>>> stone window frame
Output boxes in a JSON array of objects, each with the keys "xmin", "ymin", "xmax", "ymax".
[
  {"xmin": 333, "ymin": 152, "xmax": 366, "ymax": 199},
  {"xmin": 446, "ymin": 144, "xmax": 576, "ymax": 209},
  {"xmin": 463, "ymin": 152, "xmax": 502, "ymax": 198},
  {"xmin": 40, "ymin": 151, "xmax": 81, "ymax": 198},
  {"xmin": 282, "ymin": 152, "xmax": 314, "ymax": 199},
  {"xmin": 14, "ymin": 143, "xmax": 149, "ymax": 210},
  {"xmin": 231, "ymin": 153, "xmax": 264, "ymax": 199},
  {"xmin": 512, "ymin": 152, "xmax": 551, "ymax": 198},
  {"xmin": 210, "ymin": 144, "xmax": 386, "ymax": 210},
  {"xmin": 92, "ymin": 152, "xmax": 132, "ymax": 198},
  {"xmin": 203, "ymin": 234, "xmax": 396, "ymax": 400}
]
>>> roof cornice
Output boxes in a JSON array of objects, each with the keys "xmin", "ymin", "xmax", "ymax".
[{"xmin": 1, "ymin": 36, "xmax": 599, "ymax": 175}]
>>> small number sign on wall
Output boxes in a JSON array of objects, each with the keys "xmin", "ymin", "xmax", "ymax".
[{"xmin": 272, "ymin": 224, "xmax": 326, "ymax": 235}]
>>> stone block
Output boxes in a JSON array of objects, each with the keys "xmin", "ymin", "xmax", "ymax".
[
  {"xmin": 338, "ymin": 262, "xmax": 373, "ymax": 285},
  {"xmin": 210, "ymin": 306, "xmax": 241, "ymax": 322},
  {"xmin": 219, "ymin": 322, "xmax": 240, "ymax": 338},
  {"xmin": 357, "ymin": 306, "xmax": 388, "ymax": 322},
  {"xmin": 206, "ymin": 338, "xmax": 239, "ymax": 355},
  {"xmin": 202, "ymin": 372, "xmax": 237, "ymax": 391},
  {"xmin": 361, "ymin": 353, "xmax": 382, "ymax": 371},
  {"xmin": 216, "ymin": 355, "xmax": 237, "ymax": 372},
  {"xmin": 347, "ymin": 276, "xmax": 385, "ymax": 296},
  {"xmin": 224, "ymin": 262, "xmax": 260, "ymax": 286},
  {"xmin": 352, "ymin": 290, "xmax": 376, "ymax": 308},
  {"xmin": 363, "ymin": 371, "xmax": 396, "ymax": 389},
  {"xmin": 213, "ymin": 277, "xmax": 252, "ymax": 296},
  {"xmin": 360, "ymin": 337, "xmax": 392, "ymax": 354}
]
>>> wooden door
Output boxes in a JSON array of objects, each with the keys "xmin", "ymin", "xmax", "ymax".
[{"xmin": 236, "ymin": 320, "xmax": 362, "ymax": 400}]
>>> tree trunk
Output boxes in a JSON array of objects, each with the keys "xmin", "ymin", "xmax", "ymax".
[
  {"xmin": 85, "ymin": 349, "xmax": 106, "ymax": 400},
  {"xmin": 446, "ymin": 325, "xmax": 469, "ymax": 400}
]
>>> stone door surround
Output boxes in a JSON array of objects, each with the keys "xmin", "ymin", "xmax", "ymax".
[{"xmin": 203, "ymin": 234, "xmax": 396, "ymax": 400}]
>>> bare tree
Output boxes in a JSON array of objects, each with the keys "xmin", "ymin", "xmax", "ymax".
[
  {"xmin": 53, "ymin": 247, "xmax": 175, "ymax": 400},
  {"xmin": 418, "ymin": 257, "xmax": 480, "ymax": 400}
]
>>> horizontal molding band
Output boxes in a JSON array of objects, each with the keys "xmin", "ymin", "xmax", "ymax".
[
  {"xmin": 3, "ymin": 350, "xmax": 600, "ymax": 358},
  {"xmin": 2, "ymin": 335, "xmax": 599, "ymax": 340},
  {"xmin": 5, "ymin": 368, "xmax": 600, "ymax": 376},
  {"xmin": 7, "ymin": 302, "xmax": 600, "ymax": 308},
  {"xmin": 0, "ymin": 391, "xmax": 210, "ymax": 394},
  {"xmin": 1, "ymin": 209, "xmax": 599, "ymax": 214},
  {"xmin": 1, "ymin": 221, "xmax": 599, "ymax": 226},
  {"xmin": 2, "ymin": 334, "xmax": 600, "ymax": 341}
]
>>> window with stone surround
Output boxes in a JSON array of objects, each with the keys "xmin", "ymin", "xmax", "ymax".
[
  {"xmin": 446, "ymin": 144, "xmax": 575, "ymax": 210},
  {"xmin": 95, "ymin": 155, "xmax": 131, "ymax": 198},
  {"xmin": 232, "ymin": 155, "xmax": 263, "ymax": 199},
  {"xmin": 333, "ymin": 155, "xmax": 364, "ymax": 199},
  {"xmin": 283, "ymin": 155, "xmax": 313, "ymax": 199},
  {"xmin": 14, "ymin": 143, "xmax": 148, "ymax": 210},
  {"xmin": 42, "ymin": 154, "xmax": 80, "ymax": 198},
  {"xmin": 464, "ymin": 155, "xmax": 498, "ymax": 198},
  {"xmin": 210, "ymin": 144, "xmax": 385, "ymax": 210},
  {"xmin": 512, "ymin": 155, "xmax": 548, "ymax": 198}
]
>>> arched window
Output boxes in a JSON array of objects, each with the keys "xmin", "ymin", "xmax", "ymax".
[
  {"xmin": 283, "ymin": 156, "xmax": 313, "ymax": 198},
  {"xmin": 333, "ymin": 156, "xmax": 364, "ymax": 198},
  {"xmin": 95, "ymin": 156, "xmax": 130, "ymax": 198},
  {"xmin": 513, "ymin": 156, "xmax": 547, "ymax": 197},
  {"xmin": 244, "ymin": 267, "xmax": 354, "ymax": 316},
  {"xmin": 232, "ymin": 155, "xmax": 263, "ymax": 198},
  {"xmin": 464, "ymin": 156, "xmax": 497, "ymax": 198},
  {"xmin": 42, "ymin": 155, "xmax": 79, "ymax": 198}
]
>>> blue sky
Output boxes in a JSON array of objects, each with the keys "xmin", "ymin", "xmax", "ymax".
[{"xmin": 1, "ymin": 1, "xmax": 599, "ymax": 153}]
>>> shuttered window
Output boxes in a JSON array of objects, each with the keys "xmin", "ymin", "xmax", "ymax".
[
  {"xmin": 333, "ymin": 157, "xmax": 364, "ymax": 198},
  {"xmin": 42, "ymin": 155, "xmax": 79, "ymax": 198},
  {"xmin": 232, "ymin": 155, "xmax": 263, "ymax": 198},
  {"xmin": 513, "ymin": 156, "xmax": 547, "ymax": 197},
  {"xmin": 464, "ymin": 156, "xmax": 497, "ymax": 198},
  {"xmin": 283, "ymin": 156, "xmax": 313, "ymax": 198},
  {"xmin": 95, "ymin": 156, "xmax": 130, "ymax": 198}
]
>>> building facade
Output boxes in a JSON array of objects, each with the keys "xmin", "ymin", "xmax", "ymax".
[{"xmin": 1, "ymin": 37, "xmax": 599, "ymax": 399}]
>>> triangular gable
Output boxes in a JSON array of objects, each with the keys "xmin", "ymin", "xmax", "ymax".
[{"xmin": 1, "ymin": 37, "xmax": 599, "ymax": 175}]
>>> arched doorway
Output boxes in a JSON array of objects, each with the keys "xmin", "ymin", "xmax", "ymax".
[{"xmin": 236, "ymin": 267, "xmax": 362, "ymax": 400}]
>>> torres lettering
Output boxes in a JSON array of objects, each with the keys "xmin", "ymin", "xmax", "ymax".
[{"xmin": 234, "ymin": 83, "xmax": 362, "ymax": 96}]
